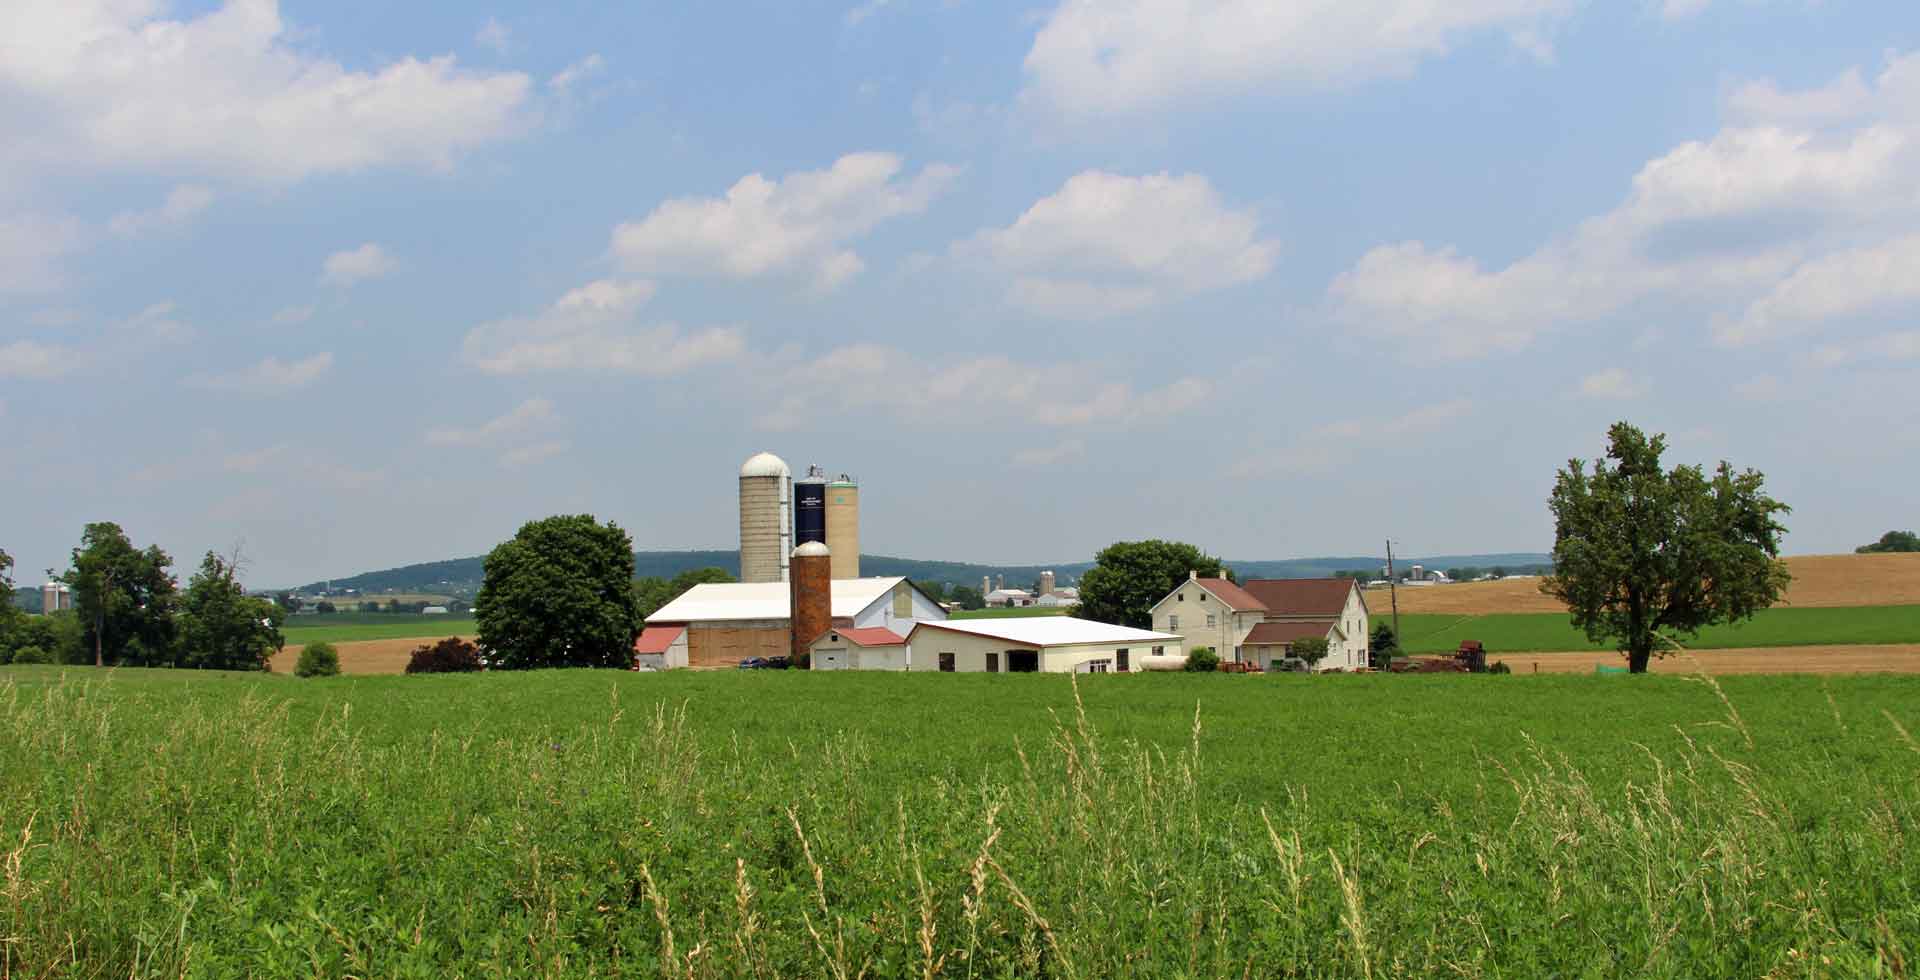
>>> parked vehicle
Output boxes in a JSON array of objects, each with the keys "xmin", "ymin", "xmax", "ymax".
[{"xmin": 737, "ymin": 657, "xmax": 770, "ymax": 670}]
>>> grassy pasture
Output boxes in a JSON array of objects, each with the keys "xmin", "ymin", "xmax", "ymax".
[
  {"xmin": 948, "ymin": 605, "xmax": 1071, "ymax": 620},
  {"xmin": 1392, "ymin": 603, "xmax": 1920, "ymax": 654},
  {"xmin": 281, "ymin": 613, "xmax": 477, "ymax": 646},
  {"xmin": 2, "ymin": 665, "xmax": 1916, "ymax": 977}
]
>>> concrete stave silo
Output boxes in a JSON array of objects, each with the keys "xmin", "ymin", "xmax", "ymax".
[
  {"xmin": 739, "ymin": 452, "xmax": 793, "ymax": 584},
  {"xmin": 826, "ymin": 474, "xmax": 860, "ymax": 580}
]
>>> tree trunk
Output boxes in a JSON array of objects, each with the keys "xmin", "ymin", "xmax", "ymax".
[{"xmin": 1628, "ymin": 641, "xmax": 1652, "ymax": 674}]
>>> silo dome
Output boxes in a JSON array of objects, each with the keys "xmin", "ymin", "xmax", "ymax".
[
  {"xmin": 740, "ymin": 451, "xmax": 791, "ymax": 479},
  {"xmin": 792, "ymin": 541, "xmax": 831, "ymax": 558}
]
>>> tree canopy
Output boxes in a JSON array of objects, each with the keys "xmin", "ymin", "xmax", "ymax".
[
  {"xmin": 175, "ymin": 552, "xmax": 283, "ymax": 671},
  {"xmin": 66, "ymin": 522, "xmax": 178, "ymax": 667},
  {"xmin": 477, "ymin": 515, "xmax": 643, "ymax": 669},
  {"xmin": 1076, "ymin": 540, "xmax": 1226, "ymax": 629},
  {"xmin": 1542, "ymin": 422, "xmax": 1791, "ymax": 673},
  {"xmin": 1857, "ymin": 530, "xmax": 1920, "ymax": 554}
]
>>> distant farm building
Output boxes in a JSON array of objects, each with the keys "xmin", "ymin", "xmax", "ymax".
[
  {"xmin": 641, "ymin": 577, "xmax": 945, "ymax": 668},
  {"xmin": 905, "ymin": 617, "xmax": 1181, "ymax": 673},
  {"xmin": 809, "ymin": 626, "xmax": 909, "ymax": 671}
]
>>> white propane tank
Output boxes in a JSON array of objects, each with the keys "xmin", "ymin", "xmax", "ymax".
[{"xmin": 1139, "ymin": 655, "xmax": 1189, "ymax": 672}]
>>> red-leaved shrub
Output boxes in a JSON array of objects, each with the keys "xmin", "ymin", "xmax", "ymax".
[{"xmin": 405, "ymin": 637, "xmax": 483, "ymax": 674}]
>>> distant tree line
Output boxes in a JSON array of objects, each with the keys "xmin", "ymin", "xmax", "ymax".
[
  {"xmin": 1857, "ymin": 530, "xmax": 1919, "ymax": 554},
  {"xmin": 0, "ymin": 524, "xmax": 282, "ymax": 670}
]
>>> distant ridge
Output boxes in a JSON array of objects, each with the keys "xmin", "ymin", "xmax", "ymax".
[{"xmin": 285, "ymin": 550, "xmax": 1553, "ymax": 595}]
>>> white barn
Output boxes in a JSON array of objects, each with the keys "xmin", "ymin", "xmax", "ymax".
[
  {"xmin": 905, "ymin": 617, "xmax": 1182, "ymax": 673},
  {"xmin": 638, "ymin": 577, "xmax": 945, "ymax": 668}
]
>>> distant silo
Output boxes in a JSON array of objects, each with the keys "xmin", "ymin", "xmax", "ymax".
[
  {"xmin": 1039, "ymin": 570, "xmax": 1055, "ymax": 595},
  {"xmin": 789, "ymin": 541, "xmax": 832, "ymax": 662},
  {"xmin": 42, "ymin": 581, "xmax": 60, "ymax": 614},
  {"xmin": 740, "ymin": 452, "xmax": 793, "ymax": 584},
  {"xmin": 826, "ymin": 474, "xmax": 860, "ymax": 579},
  {"xmin": 795, "ymin": 465, "xmax": 828, "ymax": 547}
]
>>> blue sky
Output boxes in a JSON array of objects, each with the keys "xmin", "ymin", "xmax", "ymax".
[{"xmin": 4, "ymin": 0, "xmax": 1917, "ymax": 587}]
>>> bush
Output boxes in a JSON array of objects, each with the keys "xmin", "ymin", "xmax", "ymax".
[
  {"xmin": 10, "ymin": 645, "xmax": 49, "ymax": 665},
  {"xmin": 1290, "ymin": 636, "xmax": 1330, "ymax": 669},
  {"xmin": 407, "ymin": 638, "xmax": 483, "ymax": 674},
  {"xmin": 1488, "ymin": 661, "xmax": 1512, "ymax": 675},
  {"xmin": 294, "ymin": 642, "xmax": 341, "ymax": 678},
  {"xmin": 1184, "ymin": 647, "xmax": 1220, "ymax": 672}
]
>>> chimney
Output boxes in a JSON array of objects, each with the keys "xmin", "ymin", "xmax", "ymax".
[
  {"xmin": 1189, "ymin": 570, "xmax": 1199, "ymax": 581},
  {"xmin": 790, "ymin": 542, "xmax": 833, "ymax": 663}
]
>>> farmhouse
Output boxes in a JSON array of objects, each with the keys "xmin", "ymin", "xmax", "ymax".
[
  {"xmin": 905, "ymin": 617, "xmax": 1181, "ymax": 673},
  {"xmin": 1150, "ymin": 573, "xmax": 1370, "ymax": 671},
  {"xmin": 642, "ymin": 577, "xmax": 945, "ymax": 668}
]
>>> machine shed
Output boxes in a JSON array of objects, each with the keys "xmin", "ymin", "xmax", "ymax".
[
  {"xmin": 809, "ymin": 627, "xmax": 908, "ymax": 671},
  {"xmin": 905, "ymin": 617, "xmax": 1182, "ymax": 674}
]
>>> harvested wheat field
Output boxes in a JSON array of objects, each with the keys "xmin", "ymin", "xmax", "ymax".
[
  {"xmin": 1508, "ymin": 644, "xmax": 1920, "ymax": 674},
  {"xmin": 269, "ymin": 635, "xmax": 476, "ymax": 675},
  {"xmin": 1367, "ymin": 552, "xmax": 1920, "ymax": 615}
]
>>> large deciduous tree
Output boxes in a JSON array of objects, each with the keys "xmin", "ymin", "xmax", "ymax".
[
  {"xmin": 0, "ymin": 547, "xmax": 23, "ymax": 655},
  {"xmin": 477, "ymin": 515, "xmax": 643, "ymax": 669},
  {"xmin": 66, "ymin": 522, "xmax": 178, "ymax": 667},
  {"xmin": 176, "ymin": 552, "xmax": 283, "ymax": 671},
  {"xmin": 1542, "ymin": 422, "xmax": 1791, "ymax": 673},
  {"xmin": 1076, "ymin": 540, "xmax": 1226, "ymax": 629}
]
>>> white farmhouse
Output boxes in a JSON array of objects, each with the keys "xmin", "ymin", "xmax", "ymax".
[{"xmin": 1150, "ymin": 574, "xmax": 1370, "ymax": 671}]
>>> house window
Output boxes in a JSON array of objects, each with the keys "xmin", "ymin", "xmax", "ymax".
[
  {"xmin": 986, "ymin": 652, "xmax": 999, "ymax": 673},
  {"xmin": 1116, "ymin": 648, "xmax": 1129, "ymax": 671},
  {"xmin": 939, "ymin": 652, "xmax": 955, "ymax": 672},
  {"xmin": 1152, "ymin": 645, "xmax": 1164, "ymax": 656},
  {"xmin": 1169, "ymin": 614, "xmax": 1179, "ymax": 629},
  {"xmin": 1206, "ymin": 614, "xmax": 1217, "ymax": 628}
]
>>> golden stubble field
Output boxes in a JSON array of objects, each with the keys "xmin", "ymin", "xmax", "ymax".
[
  {"xmin": 269, "ymin": 635, "xmax": 475, "ymax": 675},
  {"xmin": 1366, "ymin": 553, "xmax": 1920, "ymax": 615}
]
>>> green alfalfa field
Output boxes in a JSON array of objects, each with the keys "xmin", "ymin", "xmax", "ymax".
[{"xmin": 3, "ymin": 665, "xmax": 1916, "ymax": 977}]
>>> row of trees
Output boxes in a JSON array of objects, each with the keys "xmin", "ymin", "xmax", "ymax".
[
  {"xmin": 0, "ymin": 524, "xmax": 283, "ymax": 670},
  {"xmin": 1857, "ymin": 530, "xmax": 1919, "ymax": 554}
]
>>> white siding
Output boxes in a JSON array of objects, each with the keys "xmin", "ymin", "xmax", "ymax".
[
  {"xmin": 853, "ymin": 582, "xmax": 946, "ymax": 636},
  {"xmin": 907, "ymin": 630, "xmax": 1182, "ymax": 673},
  {"xmin": 1150, "ymin": 586, "xmax": 1258, "ymax": 663}
]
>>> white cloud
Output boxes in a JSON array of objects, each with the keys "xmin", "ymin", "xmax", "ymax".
[
  {"xmin": 1659, "ymin": 0, "xmax": 1714, "ymax": 19},
  {"xmin": 270, "ymin": 304, "xmax": 315, "ymax": 326},
  {"xmin": 1732, "ymin": 374, "xmax": 1783, "ymax": 400},
  {"xmin": 0, "ymin": 0, "xmax": 533, "ymax": 184},
  {"xmin": 0, "ymin": 213, "xmax": 85, "ymax": 293},
  {"xmin": 120, "ymin": 301, "xmax": 196, "ymax": 343},
  {"xmin": 1577, "ymin": 368, "xmax": 1648, "ymax": 400},
  {"xmin": 475, "ymin": 17, "xmax": 511, "ymax": 54},
  {"xmin": 966, "ymin": 171, "xmax": 1277, "ymax": 317},
  {"xmin": 1808, "ymin": 331, "xmax": 1920, "ymax": 367},
  {"xmin": 500, "ymin": 440, "xmax": 568, "ymax": 468},
  {"xmin": 756, "ymin": 342, "xmax": 1211, "ymax": 431},
  {"xmin": 107, "ymin": 185, "xmax": 214, "ymax": 238},
  {"xmin": 321, "ymin": 244, "xmax": 397, "ymax": 287},
  {"xmin": 0, "ymin": 340, "xmax": 81, "ymax": 379},
  {"xmin": 425, "ymin": 398, "xmax": 559, "ymax": 448},
  {"xmin": 461, "ymin": 279, "xmax": 745, "ymax": 376},
  {"xmin": 845, "ymin": 0, "xmax": 894, "ymax": 26},
  {"xmin": 1020, "ymin": 0, "xmax": 1571, "ymax": 117},
  {"xmin": 191, "ymin": 352, "xmax": 334, "ymax": 393},
  {"xmin": 1011, "ymin": 439, "xmax": 1086, "ymax": 468},
  {"xmin": 1330, "ymin": 50, "xmax": 1920, "ymax": 358},
  {"xmin": 1232, "ymin": 400, "xmax": 1472, "ymax": 479},
  {"xmin": 549, "ymin": 54, "xmax": 604, "ymax": 91},
  {"xmin": 610, "ymin": 153, "xmax": 960, "ymax": 292},
  {"xmin": 1723, "ymin": 234, "xmax": 1920, "ymax": 344}
]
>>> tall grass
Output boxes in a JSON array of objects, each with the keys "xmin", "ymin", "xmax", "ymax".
[{"xmin": 0, "ymin": 667, "xmax": 1914, "ymax": 977}]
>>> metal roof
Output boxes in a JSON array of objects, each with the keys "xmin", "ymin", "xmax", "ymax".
[
  {"xmin": 739, "ymin": 451, "xmax": 791, "ymax": 478},
  {"xmin": 821, "ymin": 626, "xmax": 906, "ymax": 647},
  {"xmin": 647, "ymin": 577, "xmax": 909, "ymax": 624},
  {"xmin": 633, "ymin": 625, "xmax": 685, "ymax": 654},
  {"xmin": 910, "ymin": 617, "xmax": 1179, "ymax": 647}
]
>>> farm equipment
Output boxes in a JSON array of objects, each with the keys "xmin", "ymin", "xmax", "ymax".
[{"xmin": 1389, "ymin": 641, "xmax": 1492, "ymax": 674}]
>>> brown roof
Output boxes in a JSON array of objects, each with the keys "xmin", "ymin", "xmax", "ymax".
[
  {"xmin": 825, "ymin": 627, "xmax": 907, "ymax": 647},
  {"xmin": 1189, "ymin": 578, "xmax": 1267, "ymax": 611},
  {"xmin": 633, "ymin": 625, "xmax": 685, "ymax": 654},
  {"xmin": 1245, "ymin": 621, "xmax": 1340, "ymax": 646},
  {"xmin": 1239, "ymin": 579, "xmax": 1356, "ymax": 617}
]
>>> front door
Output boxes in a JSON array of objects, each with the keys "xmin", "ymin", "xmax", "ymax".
[{"xmin": 1007, "ymin": 649, "xmax": 1040, "ymax": 673}]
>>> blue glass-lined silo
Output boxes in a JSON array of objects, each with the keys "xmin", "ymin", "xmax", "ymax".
[{"xmin": 794, "ymin": 464, "xmax": 829, "ymax": 547}]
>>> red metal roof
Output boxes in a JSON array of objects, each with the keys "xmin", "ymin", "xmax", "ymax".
[
  {"xmin": 633, "ymin": 625, "xmax": 685, "ymax": 655},
  {"xmin": 1191, "ymin": 578, "xmax": 1267, "ymax": 612},
  {"xmin": 1238, "ymin": 579, "xmax": 1356, "ymax": 617},
  {"xmin": 1245, "ymin": 621, "xmax": 1340, "ymax": 645},
  {"xmin": 825, "ymin": 627, "xmax": 906, "ymax": 647}
]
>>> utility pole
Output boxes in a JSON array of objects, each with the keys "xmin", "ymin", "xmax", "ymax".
[{"xmin": 1385, "ymin": 539, "xmax": 1401, "ymax": 666}]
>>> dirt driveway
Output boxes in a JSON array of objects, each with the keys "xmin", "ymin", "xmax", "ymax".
[{"xmin": 1506, "ymin": 644, "xmax": 1920, "ymax": 674}]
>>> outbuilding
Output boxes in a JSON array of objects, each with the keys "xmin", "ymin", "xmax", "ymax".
[
  {"xmin": 905, "ymin": 617, "xmax": 1182, "ymax": 673},
  {"xmin": 808, "ymin": 626, "xmax": 908, "ymax": 671},
  {"xmin": 645, "ymin": 577, "xmax": 945, "ymax": 668}
]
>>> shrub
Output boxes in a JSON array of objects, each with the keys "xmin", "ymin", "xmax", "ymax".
[
  {"xmin": 407, "ymin": 638, "xmax": 483, "ymax": 674},
  {"xmin": 294, "ymin": 642, "xmax": 341, "ymax": 678},
  {"xmin": 1488, "ymin": 661, "xmax": 1513, "ymax": 675},
  {"xmin": 10, "ymin": 645, "xmax": 49, "ymax": 665},
  {"xmin": 1184, "ymin": 647, "xmax": 1220, "ymax": 672},
  {"xmin": 1290, "ymin": 636, "xmax": 1331, "ymax": 669}
]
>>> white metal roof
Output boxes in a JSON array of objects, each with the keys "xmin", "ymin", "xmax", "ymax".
[
  {"xmin": 910, "ymin": 616, "xmax": 1179, "ymax": 647},
  {"xmin": 647, "ymin": 576, "xmax": 907, "ymax": 623},
  {"xmin": 739, "ymin": 451, "xmax": 791, "ymax": 478}
]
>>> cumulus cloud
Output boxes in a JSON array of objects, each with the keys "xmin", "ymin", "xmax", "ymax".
[
  {"xmin": 425, "ymin": 398, "xmax": 559, "ymax": 447},
  {"xmin": 1577, "ymin": 368, "xmax": 1648, "ymax": 400},
  {"xmin": 475, "ymin": 17, "xmax": 511, "ymax": 54},
  {"xmin": 1011, "ymin": 439, "xmax": 1086, "ymax": 468},
  {"xmin": 121, "ymin": 301, "xmax": 196, "ymax": 343},
  {"xmin": 270, "ymin": 304, "xmax": 315, "ymax": 326},
  {"xmin": 1330, "ymin": 50, "xmax": 1920, "ymax": 358},
  {"xmin": 461, "ymin": 279, "xmax": 745, "ymax": 376},
  {"xmin": 321, "ymin": 244, "xmax": 398, "ymax": 287},
  {"xmin": 0, "ymin": 213, "xmax": 86, "ymax": 293},
  {"xmin": 108, "ymin": 185, "xmax": 215, "ymax": 238},
  {"xmin": 191, "ymin": 352, "xmax": 334, "ymax": 392},
  {"xmin": 0, "ymin": 340, "xmax": 81, "ymax": 379},
  {"xmin": 611, "ymin": 153, "xmax": 959, "ymax": 292},
  {"xmin": 500, "ymin": 441, "xmax": 568, "ymax": 468},
  {"xmin": 0, "ymin": 0, "xmax": 533, "ymax": 184},
  {"xmin": 964, "ymin": 171, "xmax": 1277, "ymax": 317},
  {"xmin": 1020, "ymin": 0, "xmax": 1571, "ymax": 117},
  {"xmin": 549, "ymin": 54, "xmax": 604, "ymax": 91},
  {"xmin": 756, "ymin": 342, "xmax": 1211, "ymax": 431}
]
